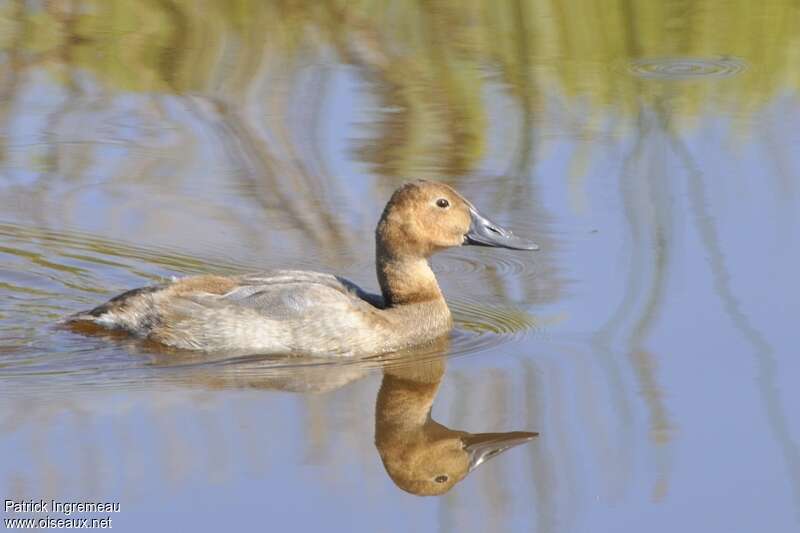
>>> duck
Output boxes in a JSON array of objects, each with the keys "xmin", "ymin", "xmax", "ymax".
[
  {"xmin": 375, "ymin": 357, "xmax": 537, "ymax": 495},
  {"xmin": 65, "ymin": 180, "xmax": 538, "ymax": 356}
]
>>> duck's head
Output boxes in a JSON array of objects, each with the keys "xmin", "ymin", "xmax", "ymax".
[{"xmin": 376, "ymin": 180, "xmax": 539, "ymax": 258}]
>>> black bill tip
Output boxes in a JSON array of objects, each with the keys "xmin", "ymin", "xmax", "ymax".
[{"xmin": 464, "ymin": 208, "xmax": 540, "ymax": 251}]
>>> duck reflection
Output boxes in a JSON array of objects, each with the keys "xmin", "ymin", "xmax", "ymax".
[
  {"xmin": 146, "ymin": 342, "xmax": 537, "ymax": 495},
  {"xmin": 151, "ymin": 352, "xmax": 372, "ymax": 394},
  {"xmin": 376, "ymin": 358, "xmax": 537, "ymax": 495}
]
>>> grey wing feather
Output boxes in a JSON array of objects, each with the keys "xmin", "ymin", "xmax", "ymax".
[{"xmin": 213, "ymin": 270, "xmax": 383, "ymax": 318}]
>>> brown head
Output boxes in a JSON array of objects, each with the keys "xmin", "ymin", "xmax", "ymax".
[
  {"xmin": 375, "ymin": 181, "xmax": 538, "ymax": 306},
  {"xmin": 376, "ymin": 180, "xmax": 538, "ymax": 259}
]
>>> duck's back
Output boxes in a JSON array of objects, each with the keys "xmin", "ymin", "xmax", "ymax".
[{"xmin": 66, "ymin": 270, "xmax": 394, "ymax": 356}]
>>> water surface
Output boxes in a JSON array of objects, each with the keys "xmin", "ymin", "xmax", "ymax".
[{"xmin": 1, "ymin": 1, "xmax": 799, "ymax": 532}]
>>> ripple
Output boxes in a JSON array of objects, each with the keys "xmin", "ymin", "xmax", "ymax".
[
  {"xmin": 627, "ymin": 56, "xmax": 746, "ymax": 80},
  {"xmin": 432, "ymin": 251, "xmax": 535, "ymax": 282},
  {"xmin": 450, "ymin": 298, "xmax": 537, "ymax": 336}
]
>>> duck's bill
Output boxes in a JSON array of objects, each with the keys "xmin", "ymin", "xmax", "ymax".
[
  {"xmin": 463, "ymin": 431, "xmax": 538, "ymax": 472},
  {"xmin": 464, "ymin": 208, "xmax": 540, "ymax": 250}
]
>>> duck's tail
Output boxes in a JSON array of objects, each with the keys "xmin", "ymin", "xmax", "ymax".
[{"xmin": 61, "ymin": 285, "xmax": 165, "ymax": 335}]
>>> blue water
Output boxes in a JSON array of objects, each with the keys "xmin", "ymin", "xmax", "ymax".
[{"xmin": 0, "ymin": 2, "xmax": 799, "ymax": 532}]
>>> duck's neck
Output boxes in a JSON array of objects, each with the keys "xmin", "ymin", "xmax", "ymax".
[{"xmin": 376, "ymin": 249, "xmax": 443, "ymax": 307}]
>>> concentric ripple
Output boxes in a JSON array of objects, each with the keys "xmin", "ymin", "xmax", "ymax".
[
  {"xmin": 432, "ymin": 253, "xmax": 528, "ymax": 277},
  {"xmin": 450, "ymin": 298, "xmax": 537, "ymax": 336},
  {"xmin": 438, "ymin": 297, "xmax": 537, "ymax": 357},
  {"xmin": 627, "ymin": 57, "xmax": 746, "ymax": 80}
]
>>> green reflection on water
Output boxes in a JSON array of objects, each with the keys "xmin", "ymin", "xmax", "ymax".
[{"xmin": 1, "ymin": 0, "xmax": 798, "ymax": 179}]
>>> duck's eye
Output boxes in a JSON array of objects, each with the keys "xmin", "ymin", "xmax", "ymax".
[
  {"xmin": 436, "ymin": 198, "xmax": 450, "ymax": 209},
  {"xmin": 434, "ymin": 475, "xmax": 449, "ymax": 483}
]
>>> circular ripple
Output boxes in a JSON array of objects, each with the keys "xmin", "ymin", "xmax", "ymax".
[
  {"xmin": 431, "ymin": 250, "xmax": 536, "ymax": 282},
  {"xmin": 627, "ymin": 57, "xmax": 746, "ymax": 80},
  {"xmin": 450, "ymin": 298, "xmax": 536, "ymax": 336},
  {"xmin": 436, "ymin": 297, "xmax": 537, "ymax": 357}
]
